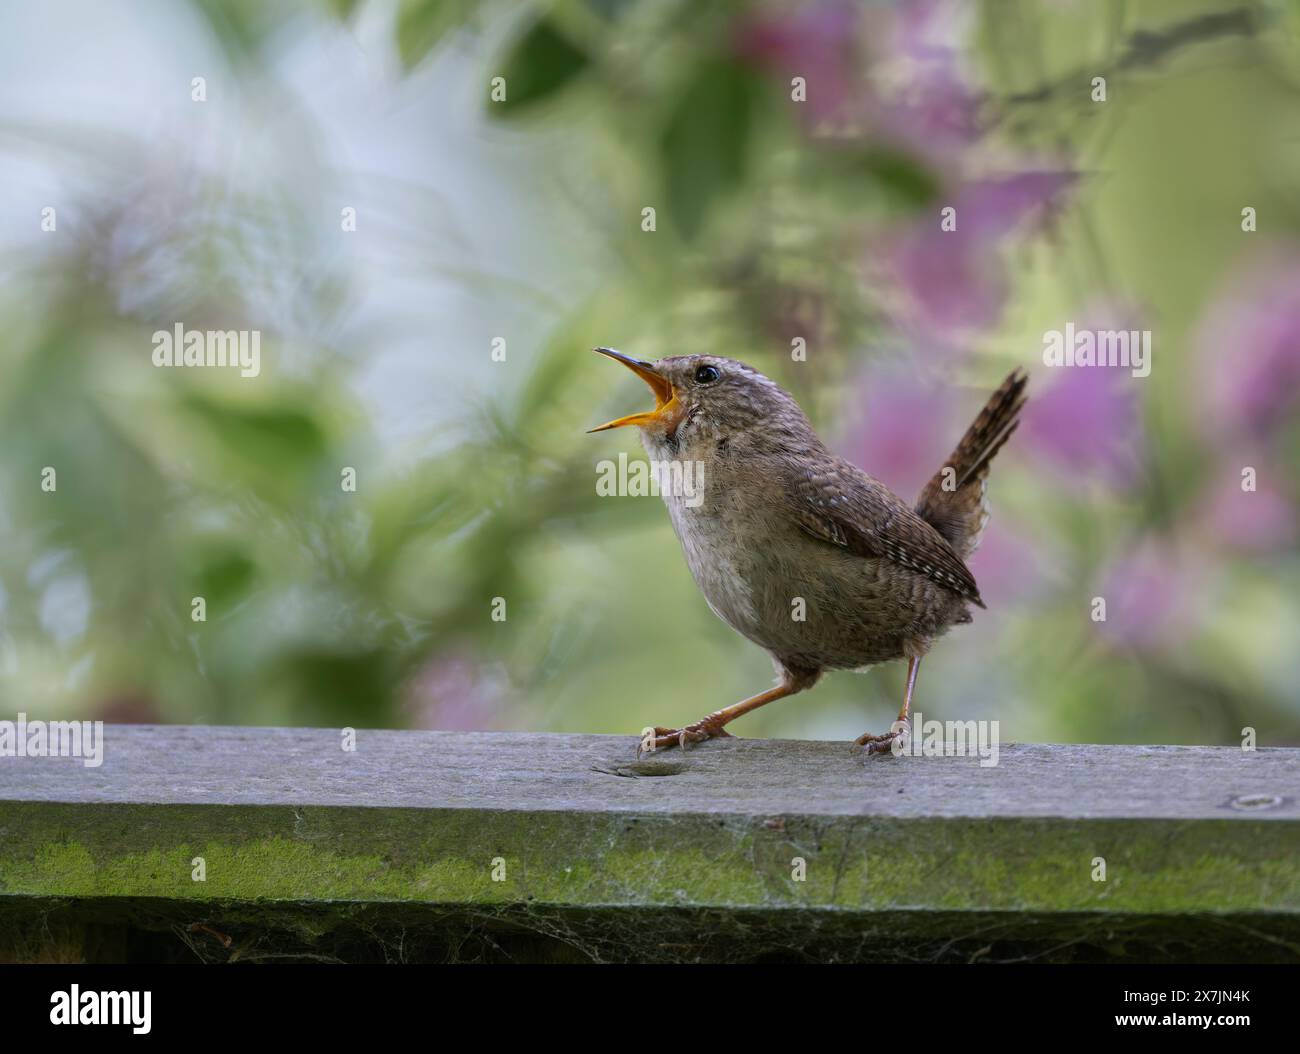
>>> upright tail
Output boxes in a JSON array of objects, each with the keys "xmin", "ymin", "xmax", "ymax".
[{"xmin": 914, "ymin": 368, "xmax": 1028, "ymax": 561}]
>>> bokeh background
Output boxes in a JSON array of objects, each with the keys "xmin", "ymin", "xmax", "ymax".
[{"xmin": 1, "ymin": 0, "xmax": 1298, "ymax": 746}]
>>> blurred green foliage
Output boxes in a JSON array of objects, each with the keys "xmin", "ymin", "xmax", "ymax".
[{"xmin": 1, "ymin": 0, "xmax": 1297, "ymax": 748}]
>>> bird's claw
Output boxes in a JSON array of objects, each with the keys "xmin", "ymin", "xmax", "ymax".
[
  {"xmin": 637, "ymin": 723, "xmax": 733, "ymax": 757},
  {"xmin": 851, "ymin": 720, "xmax": 910, "ymax": 757}
]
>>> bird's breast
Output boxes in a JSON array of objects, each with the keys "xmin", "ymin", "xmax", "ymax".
[
  {"xmin": 658, "ymin": 465, "xmax": 792, "ymax": 644},
  {"xmin": 656, "ymin": 460, "xmax": 964, "ymax": 670}
]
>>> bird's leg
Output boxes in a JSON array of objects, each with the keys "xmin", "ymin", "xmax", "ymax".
[
  {"xmin": 638, "ymin": 666, "xmax": 818, "ymax": 756},
  {"xmin": 853, "ymin": 655, "xmax": 921, "ymax": 755}
]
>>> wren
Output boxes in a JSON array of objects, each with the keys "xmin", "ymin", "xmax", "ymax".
[{"xmin": 589, "ymin": 348, "xmax": 1027, "ymax": 755}]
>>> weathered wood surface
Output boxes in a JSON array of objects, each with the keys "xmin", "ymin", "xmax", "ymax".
[{"xmin": 1, "ymin": 727, "xmax": 1297, "ymax": 963}]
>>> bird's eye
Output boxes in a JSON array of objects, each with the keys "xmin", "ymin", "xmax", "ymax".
[{"xmin": 693, "ymin": 365, "xmax": 720, "ymax": 385}]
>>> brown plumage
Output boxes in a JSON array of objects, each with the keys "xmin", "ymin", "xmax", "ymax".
[
  {"xmin": 915, "ymin": 368, "xmax": 1028, "ymax": 562},
  {"xmin": 588, "ymin": 349, "xmax": 1027, "ymax": 754}
]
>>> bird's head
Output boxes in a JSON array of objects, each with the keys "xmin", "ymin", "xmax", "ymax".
[{"xmin": 587, "ymin": 348, "xmax": 807, "ymax": 451}]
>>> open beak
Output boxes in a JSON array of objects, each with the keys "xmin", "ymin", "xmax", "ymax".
[{"xmin": 587, "ymin": 347, "xmax": 679, "ymax": 432}]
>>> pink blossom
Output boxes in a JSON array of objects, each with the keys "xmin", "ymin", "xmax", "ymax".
[
  {"xmin": 875, "ymin": 65, "xmax": 983, "ymax": 164},
  {"xmin": 1192, "ymin": 460, "xmax": 1296, "ymax": 554},
  {"xmin": 1022, "ymin": 362, "xmax": 1145, "ymax": 487},
  {"xmin": 1094, "ymin": 539, "xmax": 1196, "ymax": 650},
  {"xmin": 838, "ymin": 368, "xmax": 955, "ymax": 496},
  {"xmin": 839, "ymin": 370, "xmax": 1036, "ymax": 606},
  {"xmin": 890, "ymin": 0, "xmax": 966, "ymax": 62},
  {"xmin": 735, "ymin": 1, "xmax": 865, "ymax": 125},
  {"xmin": 966, "ymin": 520, "xmax": 1043, "ymax": 607},
  {"xmin": 1196, "ymin": 248, "xmax": 1300, "ymax": 443},
  {"xmin": 873, "ymin": 1, "xmax": 982, "ymax": 164},
  {"xmin": 880, "ymin": 172, "xmax": 1077, "ymax": 346}
]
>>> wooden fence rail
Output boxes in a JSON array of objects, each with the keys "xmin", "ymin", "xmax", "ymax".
[{"xmin": 1, "ymin": 726, "xmax": 1296, "ymax": 962}]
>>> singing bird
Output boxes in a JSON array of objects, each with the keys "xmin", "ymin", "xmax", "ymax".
[{"xmin": 588, "ymin": 348, "xmax": 1027, "ymax": 755}]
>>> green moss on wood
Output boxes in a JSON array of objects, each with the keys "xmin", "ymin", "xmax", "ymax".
[{"xmin": 2, "ymin": 803, "xmax": 1296, "ymax": 918}]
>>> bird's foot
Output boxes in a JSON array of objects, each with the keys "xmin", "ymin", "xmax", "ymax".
[
  {"xmin": 851, "ymin": 719, "xmax": 910, "ymax": 756},
  {"xmin": 638, "ymin": 721, "xmax": 734, "ymax": 757}
]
